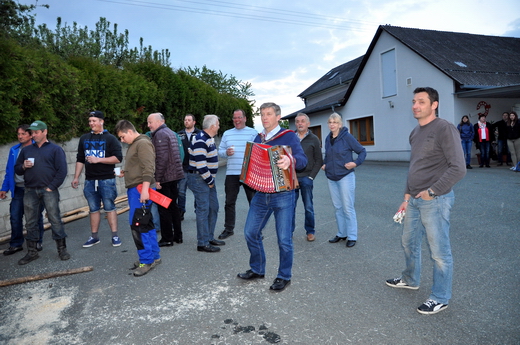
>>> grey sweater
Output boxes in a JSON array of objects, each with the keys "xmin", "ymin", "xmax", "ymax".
[{"xmin": 406, "ymin": 118, "xmax": 466, "ymax": 196}]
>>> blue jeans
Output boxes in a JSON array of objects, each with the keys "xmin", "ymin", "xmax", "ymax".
[
  {"xmin": 24, "ymin": 187, "xmax": 66, "ymax": 242},
  {"xmin": 327, "ymin": 172, "xmax": 357, "ymax": 240},
  {"xmin": 187, "ymin": 173, "xmax": 218, "ymax": 246},
  {"xmin": 293, "ymin": 176, "xmax": 315, "ymax": 234},
  {"xmin": 497, "ymin": 139, "xmax": 511, "ymax": 163},
  {"xmin": 83, "ymin": 178, "xmax": 117, "ymax": 212},
  {"xmin": 479, "ymin": 141, "xmax": 490, "ymax": 166},
  {"xmin": 401, "ymin": 191, "xmax": 454, "ymax": 304},
  {"xmin": 461, "ymin": 139, "xmax": 472, "ymax": 166},
  {"xmin": 244, "ymin": 190, "xmax": 295, "ymax": 280},
  {"xmin": 9, "ymin": 186, "xmax": 44, "ymax": 247},
  {"xmin": 127, "ymin": 187, "xmax": 160, "ymax": 264}
]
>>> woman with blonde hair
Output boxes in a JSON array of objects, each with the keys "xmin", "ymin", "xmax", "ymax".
[{"xmin": 322, "ymin": 113, "xmax": 366, "ymax": 248}]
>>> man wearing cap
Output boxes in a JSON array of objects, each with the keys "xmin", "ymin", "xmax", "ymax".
[
  {"xmin": 72, "ymin": 111, "xmax": 123, "ymax": 248},
  {"xmin": 0, "ymin": 124, "xmax": 45, "ymax": 255},
  {"xmin": 15, "ymin": 120, "xmax": 70, "ymax": 264}
]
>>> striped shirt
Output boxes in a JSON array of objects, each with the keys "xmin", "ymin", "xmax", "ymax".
[
  {"xmin": 218, "ymin": 126, "xmax": 258, "ymax": 175},
  {"xmin": 188, "ymin": 130, "xmax": 218, "ymax": 185}
]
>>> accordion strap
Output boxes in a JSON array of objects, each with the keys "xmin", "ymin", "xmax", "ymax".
[{"xmin": 261, "ymin": 129, "xmax": 294, "ymax": 144}]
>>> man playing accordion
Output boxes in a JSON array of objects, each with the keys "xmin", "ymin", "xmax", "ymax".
[{"xmin": 237, "ymin": 102, "xmax": 307, "ymax": 292}]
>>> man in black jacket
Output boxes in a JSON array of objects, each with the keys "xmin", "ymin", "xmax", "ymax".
[
  {"xmin": 177, "ymin": 114, "xmax": 201, "ymax": 220},
  {"xmin": 148, "ymin": 113, "xmax": 185, "ymax": 246}
]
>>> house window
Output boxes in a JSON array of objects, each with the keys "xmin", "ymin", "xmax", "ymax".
[
  {"xmin": 349, "ymin": 117, "xmax": 374, "ymax": 146},
  {"xmin": 381, "ymin": 49, "xmax": 397, "ymax": 98}
]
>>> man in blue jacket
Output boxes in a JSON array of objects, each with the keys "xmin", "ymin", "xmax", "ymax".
[
  {"xmin": 237, "ymin": 102, "xmax": 307, "ymax": 292},
  {"xmin": 1, "ymin": 125, "xmax": 45, "ymax": 255},
  {"xmin": 15, "ymin": 121, "xmax": 70, "ymax": 265}
]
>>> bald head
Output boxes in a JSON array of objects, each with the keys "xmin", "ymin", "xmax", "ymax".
[{"xmin": 147, "ymin": 113, "xmax": 165, "ymax": 132}]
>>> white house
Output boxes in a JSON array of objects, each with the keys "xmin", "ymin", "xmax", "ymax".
[{"xmin": 284, "ymin": 25, "xmax": 520, "ymax": 161}]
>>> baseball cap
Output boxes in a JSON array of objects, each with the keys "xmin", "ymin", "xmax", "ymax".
[
  {"xmin": 28, "ymin": 121, "xmax": 47, "ymax": 131},
  {"xmin": 89, "ymin": 111, "xmax": 104, "ymax": 119}
]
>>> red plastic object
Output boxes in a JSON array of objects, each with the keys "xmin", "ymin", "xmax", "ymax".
[{"xmin": 136, "ymin": 184, "xmax": 172, "ymax": 208}]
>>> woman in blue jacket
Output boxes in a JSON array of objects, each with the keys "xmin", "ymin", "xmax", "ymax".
[
  {"xmin": 322, "ymin": 113, "xmax": 366, "ymax": 248},
  {"xmin": 456, "ymin": 115, "xmax": 474, "ymax": 169}
]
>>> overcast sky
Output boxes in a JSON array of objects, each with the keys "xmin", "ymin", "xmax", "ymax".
[{"xmin": 31, "ymin": 0, "xmax": 520, "ymax": 127}]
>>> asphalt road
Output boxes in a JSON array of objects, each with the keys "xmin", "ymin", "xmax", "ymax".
[{"xmin": 1, "ymin": 161, "xmax": 519, "ymax": 345}]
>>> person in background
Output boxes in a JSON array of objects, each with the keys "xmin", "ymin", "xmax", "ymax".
[
  {"xmin": 456, "ymin": 115, "xmax": 474, "ymax": 169},
  {"xmin": 15, "ymin": 121, "xmax": 70, "ymax": 265},
  {"xmin": 115, "ymin": 120, "xmax": 160, "ymax": 277},
  {"xmin": 385, "ymin": 87, "xmax": 466, "ymax": 315},
  {"xmin": 187, "ymin": 115, "xmax": 224, "ymax": 253},
  {"xmin": 322, "ymin": 113, "xmax": 366, "ymax": 248},
  {"xmin": 147, "ymin": 113, "xmax": 184, "ymax": 246},
  {"xmin": 217, "ymin": 109, "xmax": 257, "ymax": 240},
  {"xmin": 177, "ymin": 114, "xmax": 201, "ymax": 220},
  {"xmin": 474, "ymin": 114, "xmax": 494, "ymax": 168},
  {"xmin": 293, "ymin": 113, "xmax": 323, "ymax": 242},
  {"xmin": 494, "ymin": 112, "xmax": 512, "ymax": 166},
  {"xmin": 72, "ymin": 111, "xmax": 123, "ymax": 248},
  {"xmin": 1, "ymin": 124, "xmax": 45, "ymax": 255},
  {"xmin": 506, "ymin": 111, "xmax": 520, "ymax": 170}
]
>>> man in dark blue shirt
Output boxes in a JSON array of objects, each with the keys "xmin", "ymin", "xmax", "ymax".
[{"xmin": 15, "ymin": 121, "xmax": 70, "ymax": 265}]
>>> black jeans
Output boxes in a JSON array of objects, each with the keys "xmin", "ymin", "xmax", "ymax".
[
  {"xmin": 157, "ymin": 180, "xmax": 182, "ymax": 242},
  {"xmin": 224, "ymin": 175, "xmax": 255, "ymax": 232}
]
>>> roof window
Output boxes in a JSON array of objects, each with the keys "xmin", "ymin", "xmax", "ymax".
[{"xmin": 454, "ymin": 61, "xmax": 467, "ymax": 68}]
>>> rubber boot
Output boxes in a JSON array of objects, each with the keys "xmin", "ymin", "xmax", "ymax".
[
  {"xmin": 56, "ymin": 238, "xmax": 71, "ymax": 261},
  {"xmin": 18, "ymin": 241, "xmax": 39, "ymax": 265}
]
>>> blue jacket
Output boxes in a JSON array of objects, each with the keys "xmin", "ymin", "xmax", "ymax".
[
  {"xmin": 15, "ymin": 141, "xmax": 67, "ymax": 191},
  {"xmin": 457, "ymin": 123, "xmax": 474, "ymax": 140},
  {"xmin": 1, "ymin": 142, "xmax": 25, "ymax": 197},
  {"xmin": 324, "ymin": 127, "xmax": 366, "ymax": 181},
  {"xmin": 254, "ymin": 129, "xmax": 308, "ymax": 172}
]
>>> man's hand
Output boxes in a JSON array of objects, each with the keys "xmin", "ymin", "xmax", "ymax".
[
  {"xmin": 345, "ymin": 162, "xmax": 357, "ymax": 170},
  {"xmin": 24, "ymin": 160, "xmax": 33, "ymax": 169},
  {"xmin": 0, "ymin": 191, "xmax": 6, "ymax": 199},
  {"xmin": 156, "ymin": 182, "xmax": 162, "ymax": 190},
  {"xmin": 321, "ymin": 164, "xmax": 326, "ymax": 170},
  {"xmin": 71, "ymin": 178, "xmax": 80, "ymax": 189},
  {"xmin": 276, "ymin": 155, "xmax": 291, "ymax": 170},
  {"xmin": 86, "ymin": 156, "xmax": 100, "ymax": 164},
  {"xmin": 415, "ymin": 190, "xmax": 434, "ymax": 200},
  {"xmin": 139, "ymin": 189, "xmax": 150, "ymax": 203}
]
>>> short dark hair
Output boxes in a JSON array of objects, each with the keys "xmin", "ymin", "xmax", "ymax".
[
  {"xmin": 185, "ymin": 114, "xmax": 196, "ymax": 122},
  {"xmin": 233, "ymin": 109, "xmax": 246, "ymax": 118},
  {"xmin": 114, "ymin": 119, "xmax": 136, "ymax": 135},
  {"xmin": 17, "ymin": 124, "xmax": 31, "ymax": 134},
  {"xmin": 413, "ymin": 87, "xmax": 439, "ymax": 104}
]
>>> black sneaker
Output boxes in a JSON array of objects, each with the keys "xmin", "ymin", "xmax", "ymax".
[
  {"xmin": 417, "ymin": 299, "xmax": 448, "ymax": 315},
  {"xmin": 385, "ymin": 277, "xmax": 419, "ymax": 290}
]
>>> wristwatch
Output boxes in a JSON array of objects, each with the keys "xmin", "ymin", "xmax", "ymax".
[{"xmin": 427, "ymin": 188, "xmax": 436, "ymax": 197}]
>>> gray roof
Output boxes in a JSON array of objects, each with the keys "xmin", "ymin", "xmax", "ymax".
[
  {"xmin": 298, "ymin": 56, "xmax": 363, "ymax": 98},
  {"xmin": 284, "ymin": 25, "xmax": 520, "ymax": 119},
  {"xmin": 382, "ymin": 25, "xmax": 520, "ymax": 88}
]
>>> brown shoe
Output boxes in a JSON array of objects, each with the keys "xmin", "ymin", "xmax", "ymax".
[
  {"xmin": 307, "ymin": 234, "xmax": 315, "ymax": 242},
  {"xmin": 133, "ymin": 263, "xmax": 154, "ymax": 277}
]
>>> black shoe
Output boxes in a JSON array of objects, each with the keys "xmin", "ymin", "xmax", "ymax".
[
  {"xmin": 3, "ymin": 246, "xmax": 23, "ymax": 256},
  {"xmin": 485, "ymin": 165, "xmax": 491, "ymax": 168},
  {"xmin": 197, "ymin": 245, "xmax": 220, "ymax": 252},
  {"xmin": 346, "ymin": 240, "xmax": 356, "ymax": 248},
  {"xmin": 237, "ymin": 269, "xmax": 265, "ymax": 280},
  {"xmin": 180, "ymin": 211, "xmax": 185, "ymax": 221},
  {"xmin": 158, "ymin": 241, "xmax": 174, "ymax": 247},
  {"xmin": 36, "ymin": 243, "xmax": 43, "ymax": 251},
  {"xmin": 497, "ymin": 163, "xmax": 503, "ymax": 166},
  {"xmin": 270, "ymin": 278, "xmax": 291, "ymax": 291},
  {"xmin": 466, "ymin": 165, "xmax": 473, "ymax": 169},
  {"xmin": 173, "ymin": 238, "xmax": 183, "ymax": 244},
  {"xmin": 209, "ymin": 239, "xmax": 225, "ymax": 246},
  {"xmin": 329, "ymin": 236, "xmax": 347, "ymax": 243},
  {"xmin": 218, "ymin": 230, "xmax": 234, "ymax": 239}
]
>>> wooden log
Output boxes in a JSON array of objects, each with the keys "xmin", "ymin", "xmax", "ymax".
[{"xmin": 0, "ymin": 266, "xmax": 94, "ymax": 287}]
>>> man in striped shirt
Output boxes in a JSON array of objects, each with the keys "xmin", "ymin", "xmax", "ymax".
[
  {"xmin": 217, "ymin": 109, "xmax": 258, "ymax": 240},
  {"xmin": 186, "ymin": 115, "xmax": 224, "ymax": 252}
]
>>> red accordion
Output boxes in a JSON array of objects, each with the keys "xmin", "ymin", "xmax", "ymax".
[{"xmin": 240, "ymin": 142, "xmax": 299, "ymax": 193}]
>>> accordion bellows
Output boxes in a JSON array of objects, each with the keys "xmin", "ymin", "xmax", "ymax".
[{"xmin": 240, "ymin": 142, "xmax": 299, "ymax": 193}]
